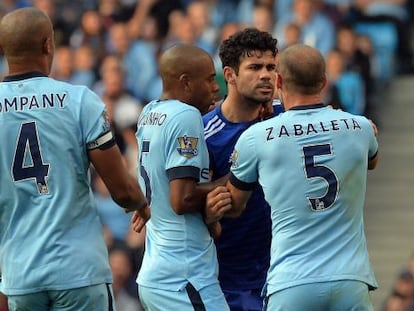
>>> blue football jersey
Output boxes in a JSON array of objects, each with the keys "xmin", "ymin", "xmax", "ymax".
[
  {"xmin": 230, "ymin": 104, "xmax": 378, "ymax": 296},
  {"xmin": 136, "ymin": 99, "xmax": 219, "ymax": 291},
  {"xmin": 203, "ymin": 101, "xmax": 283, "ymax": 290},
  {"xmin": 0, "ymin": 72, "xmax": 113, "ymax": 295}
]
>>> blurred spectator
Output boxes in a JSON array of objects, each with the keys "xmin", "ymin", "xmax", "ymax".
[
  {"xmin": 186, "ymin": 0, "xmax": 219, "ymax": 49},
  {"xmin": 383, "ymin": 293, "xmax": 410, "ymax": 311},
  {"xmin": 325, "ymin": 49, "xmax": 366, "ymax": 115},
  {"xmin": 107, "ymin": 22, "xmax": 159, "ymax": 102},
  {"xmin": 50, "ymin": 45, "xmax": 74, "ymax": 82},
  {"xmin": 33, "ymin": 0, "xmax": 77, "ymax": 46},
  {"xmin": 92, "ymin": 54, "xmax": 143, "ymax": 155},
  {"xmin": 349, "ymin": 0, "xmax": 414, "ymax": 74},
  {"xmin": 70, "ymin": 9, "xmax": 107, "ymax": 64},
  {"xmin": 97, "ymin": 0, "xmax": 134, "ymax": 29},
  {"xmin": 283, "ymin": 22, "xmax": 302, "ymax": 49},
  {"xmin": 237, "ymin": 0, "xmax": 274, "ymax": 28},
  {"xmin": 93, "ymin": 174, "xmax": 133, "ymax": 243},
  {"xmin": 335, "ymin": 23, "xmax": 374, "ymax": 115},
  {"xmin": 109, "ymin": 246, "xmax": 144, "ymax": 311},
  {"xmin": 273, "ymin": 0, "xmax": 335, "ymax": 56},
  {"xmin": 321, "ymin": 0, "xmax": 353, "ymax": 25},
  {"xmin": 389, "ymin": 270, "xmax": 414, "ymax": 311},
  {"xmin": 251, "ymin": 3, "xmax": 275, "ymax": 33},
  {"xmin": 71, "ymin": 44, "xmax": 97, "ymax": 88},
  {"xmin": 162, "ymin": 9, "xmax": 214, "ymax": 54}
]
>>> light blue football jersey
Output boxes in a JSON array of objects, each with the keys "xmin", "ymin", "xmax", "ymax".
[
  {"xmin": 136, "ymin": 99, "xmax": 218, "ymax": 291},
  {"xmin": 229, "ymin": 104, "xmax": 378, "ymax": 297},
  {"xmin": 0, "ymin": 72, "xmax": 113, "ymax": 295}
]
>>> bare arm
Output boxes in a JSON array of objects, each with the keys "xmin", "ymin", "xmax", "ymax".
[
  {"xmin": 368, "ymin": 119, "xmax": 379, "ymax": 170},
  {"xmin": 88, "ymin": 145, "xmax": 148, "ymax": 212},
  {"xmin": 169, "ymin": 175, "xmax": 227, "ymax": 215},
  {"xmin": 225, "ymin": 179, "xmax": 253, "ymax": 218},
  {"xmin": 368, "ymin": 152, "xmax": 379, "ymax": 170}
]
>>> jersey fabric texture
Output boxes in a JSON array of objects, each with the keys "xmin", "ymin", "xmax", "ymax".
[
  {"xmin": 0, "ymin": 72, "xmax": 113, "ymax": 295},
  {"xmin": 229, "ymin": 104, "xmax": 378, "ymax": 297},
  {"xmin": 136, "ymin": 99, "xmax": 219, "ymax": 292},
  {"xmin": 202, "ymin": 101, "xmax": 283, "ymax": 291}
]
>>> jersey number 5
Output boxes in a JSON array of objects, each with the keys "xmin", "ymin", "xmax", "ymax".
[
  {"xmin": 303, "ymin": 144, "xmax": 338, "ymax": 211},
  {"xmin": 139, "ymin": 140, "xmax": 152, "ymax": 205},
  {"xmin": 12, "ymin": 121, "xmax": 50, "ymax": 194}
]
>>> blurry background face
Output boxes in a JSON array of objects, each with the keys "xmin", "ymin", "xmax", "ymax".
[
  {"xmin": 74, "ymin": 45, "xmax": 94, "ymax": 71},
  {"xmin": 294, "ymin": 0, "xmax": 313, "ymax": 24},
  {"xmin": 337, "ymin": 28, "xmax": 356, "ymax": 56},
  {"xmin": 326, "ymin": 50, "xmax": 344, "ymax": 80},
  {"xmin": 52, "ymin": 46, "xmax": 73, "ymax": 78},
  {"xmin": 109, "ymin": 23, "xmax": 129, "ymax": 54},
  {"xmin": 252, "ymin": 6, "xmax": 273, "ymax": 33},
  {"xmin": 82, "ymin": 10, "xmax": 101, "ymax": 35},
  {"xmin": 187, "ymin": 1, "xmax": 210, "ymax": 36}
]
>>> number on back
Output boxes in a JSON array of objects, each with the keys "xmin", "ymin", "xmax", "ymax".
[
  {"xmin": 303, "ymin": 144, "xmax": 338, "ymax": 211},
  {"xmin": 12, "ymin": 121, "xmax": 50, "ymax": 194},
  {"xmin": 139, "ymin": 140, "xmax": 152, "ymax": 205}
]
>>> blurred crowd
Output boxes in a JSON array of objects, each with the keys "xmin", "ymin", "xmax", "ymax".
[
  {"xmin": 1, "ymin": 0, "xmax": 413, "ymax": 310},
  {"xmin": 384, "ymin": 253, "xmax": 414, "ymax": 311}
]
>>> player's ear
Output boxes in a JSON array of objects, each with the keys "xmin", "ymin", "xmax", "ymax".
[
  {"xmin": 276, "ymin": 72, "xmax": 283, "ymax": 90},
  {"xmin": 223, "ymin": 66, "xmax": 236, "ymax": 85},
  {"xmin": 42, "ymin": 37, "xmax": 53, "ymax": 55},
  {"xmin": 179, "ymin": 73, "xmax": 191, "ymax": 91}
]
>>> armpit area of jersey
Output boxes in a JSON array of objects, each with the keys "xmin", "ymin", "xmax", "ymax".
[{"xmin": 86, "ymin": 131, "xmax": 116, "ymax": 150}]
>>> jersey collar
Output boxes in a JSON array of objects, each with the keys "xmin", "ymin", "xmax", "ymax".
[
  {"xmin": 3, "ymin": 71, "xmax": 48, "ymax": 82},
  {"xmin": 289, "ymin": 103, "xmax": 326, "ymax": 110}
]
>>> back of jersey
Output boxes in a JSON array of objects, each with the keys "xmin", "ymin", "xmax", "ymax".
[{"xmin": 0, "ymin": 73, "xmax": 112, "ymax": 295}]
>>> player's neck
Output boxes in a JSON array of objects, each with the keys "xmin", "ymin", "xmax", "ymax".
[
  {"xmin": 284, "ymin": 93, "xmax": 324, "ymax": 111},
  {"xmin": 6, "ymin": 60, "xmax": 49, "ymax": 77},
  {"xmin": 221, "ymin": 96, "xmax": 262, "ymax": 123}
]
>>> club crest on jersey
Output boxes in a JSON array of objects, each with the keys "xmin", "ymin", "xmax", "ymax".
[
  {"xmin": 177, "ymin": 136, "xmax": 198, "ymax": 158},
  {"xmin": 101, "ymin": 111, "xmax": 111, "ymax": 132},
  {"xmin": 230, "ymin": 149, "xmax": 238, "ymax": 168}
]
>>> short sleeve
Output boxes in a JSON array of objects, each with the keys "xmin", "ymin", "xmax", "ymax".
[
  {"xmin": 229, "ymin": 128, "xmax": 259, "ymax": 189},
  {"xmin": 164, "ymin": 107, "xmax": 207, "ymax": 181},
  {"xmin": 79, "ymin": 87, "xmax": 112, "ymax": 147}
]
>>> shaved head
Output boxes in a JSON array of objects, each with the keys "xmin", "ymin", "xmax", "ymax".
[
  {"xmin": 159, "ymin": 43, "xmax": 211, "ymax": 86},
  {"xmin": 278, "ymin": 44, "xmax": 325, "ymax": 95},
  {"xmin": 158, "ymin": 43, "xmax": 218, "ymax": 114},
  {"xmin": 0, "ymin": 7, "xmax": 54, "ymax": 68}
]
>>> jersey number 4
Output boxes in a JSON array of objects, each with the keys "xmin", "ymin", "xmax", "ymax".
[
  {"xmin": 303, "ymin": 144, "xmax": 339, "ymax": 211},
  {"xmin": 12, "ymin": 121, "xmax": 50, "ymax": 194}
]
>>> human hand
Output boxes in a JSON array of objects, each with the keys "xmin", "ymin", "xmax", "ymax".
[
  {"xmin": 131, "ymin": 205, "xmax": 151, "ymax": 233},
  {"xmin": 204, "ymin": 186, "xmax": 232, "ymax": 225},
  {"xmin": 258, "ymin": 101, "xmax": 274, "ymax": 121}
]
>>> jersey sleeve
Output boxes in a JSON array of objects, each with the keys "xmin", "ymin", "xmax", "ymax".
[
  {"xmin": 229, "ymin": 128, "xmax": 259, "ymax": 190},
  {"xmin": 79, "ymin": 87, "xmax": 115, "ymax": 150},
  {"xmin": 360, "ymin": 116, "xmax": 378, "ymax": 160},
  {"xmin": 165, "ymin": 107, "xmax": 207, "ymax": 181}
]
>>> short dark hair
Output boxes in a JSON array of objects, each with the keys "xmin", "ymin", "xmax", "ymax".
[{"xmin": 219, "ymin": 28, "xmax": 278, "ymax": 73}]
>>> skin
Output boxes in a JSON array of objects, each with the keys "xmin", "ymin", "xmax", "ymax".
[
  {"xmin": 0, "ymin": 8, "xmax": 149, "ymax": 230},
  {"xmin": 223, "ymin": 44, "xmax": 379, "ymax": 215},
  {"xmin": 205, "ymin": 29, "xmax": 278, "ymax": 220},
  {"xmin": 222, "ymin": 50, "xmax": 277, "ymax": 123},
  {"xmin": 132, "ymin": 44, "xmax": 231, "ymax": 234}
]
